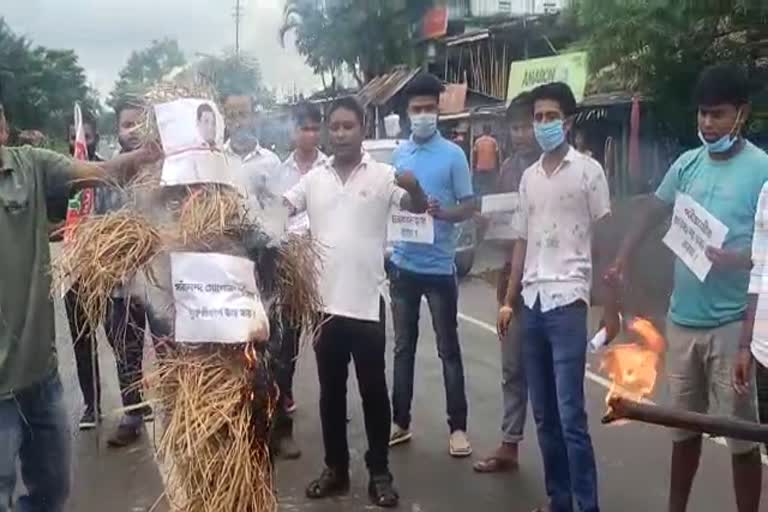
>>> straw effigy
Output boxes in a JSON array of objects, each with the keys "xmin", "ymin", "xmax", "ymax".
[{"xmin": 53, "ymin": 79, "xmax": 322, "ymax": 512}]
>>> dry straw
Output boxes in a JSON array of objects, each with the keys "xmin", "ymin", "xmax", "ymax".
[
  {"xmin": 52, "ymin": 210, "xmax": 161, "ymax": 334},
  {"xmin": 148, "ymin": 344, "xmax": 277, "ymax": 512}
]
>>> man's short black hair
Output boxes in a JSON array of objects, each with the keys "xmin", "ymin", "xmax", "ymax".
[
  {"xmin": 403, "ymin": 72, "xmax": 445, "ymax": 102},
  {"xmin": 293, "ymin": 101, "xmax": 322, "ymax": 126},
  {"xmin": 197, "ymin": 102, "xmax": 215, "ymax": 120},
  {"xmin": 114, "ymin": 95, "xmax": 145, "ymax": 121},
  {"xmin": 328, "ymin": 96, "xmax": 365, "ymax": 126},
  {"xmin": 693, "ymin": 64, "xmax": 750, "ymax": 107},
  {"xmin": 530, "ymin": 82, "xmax": 577, "ymax": 117},
  {"xmin": 506, "ymin": 92, "xmax": 534, "ymax": 122}
]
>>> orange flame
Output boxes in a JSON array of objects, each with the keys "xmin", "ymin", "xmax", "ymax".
[
  {"xmin": 600, "ymin": 317, "xmax": 665, "ymax": 404},
  {"xmin": 244, "ymin": 342, "xmax": 258, "ymax": 368}
]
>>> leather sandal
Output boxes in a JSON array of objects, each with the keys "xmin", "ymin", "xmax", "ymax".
[
  {"xmin": 305, "ymin": 467, "xmax": 350, "ymax": 499},
  {"xmin": 368, "ymin": 472, "xmax": 399, "ymax": 508}
]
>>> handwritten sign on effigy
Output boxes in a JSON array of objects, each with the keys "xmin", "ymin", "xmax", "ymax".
[
  {"xmin": 171, "ymin": 252, "xmax": 269, "ymax": 344},
  {"xmin": 481, "ymin": 193, "xmax": 521, "ymax": 240},
  {"xmin": 387, "ymin": 210, "xmax": 435, "ymax": 244},
  {"xmin": 662, "ymin": 193, "xmax": 728, "ymax": 282}
]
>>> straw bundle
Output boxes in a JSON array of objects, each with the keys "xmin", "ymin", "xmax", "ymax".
[
  {"xmin": 173, "ymin": 186, "xmax": 248, "ymax": 246},
  {"xmin": 149, "ymin": 344, "xmax": 277, "ymax": 512},
  {"xmin": 275, "ymin": 234, "xmax": 323, "ymax": 329},
  {"xmin": 52, "ymin": 210, "xmax": 161, "ymax": 333}
]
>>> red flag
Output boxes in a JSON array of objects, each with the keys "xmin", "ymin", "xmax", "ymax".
[{"xmin": 64, "ymin": 103, "xmax": 94, "ymax": 241}]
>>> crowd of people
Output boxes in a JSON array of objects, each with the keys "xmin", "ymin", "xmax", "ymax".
[{"xmin": 1, "ymin": 61, "xmax": 767, "ymax": 512}]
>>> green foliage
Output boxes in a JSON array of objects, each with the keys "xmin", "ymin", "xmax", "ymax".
[
  {"xmin": 108, "ymin": 38, "xmax": 186, "ymax": 107},
  {"xmin": 279, "ymin": 0, "xmax": 431, "ymax": 86},
  {"xmin": 0, "ymin": 18, "xmax": 100, "ymax": 138},
  {"xmin": 573, "ymin": 0, "xmax": 767, "ymax": 143}
]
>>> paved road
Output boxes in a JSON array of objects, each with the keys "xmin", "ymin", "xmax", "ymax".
[{"xmin": 52, "ymin": 251, "xmax": 768, "ymax": 511}]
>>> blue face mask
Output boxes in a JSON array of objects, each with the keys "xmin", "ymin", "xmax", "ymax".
[
  {"xmin": 410, "ymin": 113, "xmax": 438, "ymax": 140},
  {"xmin": 698, "ymin": 108, "xmax": 743, "ymax": 154},
  {"xmin": 534, "ymin": 119, "xmax": 566, "ymax": 153}
]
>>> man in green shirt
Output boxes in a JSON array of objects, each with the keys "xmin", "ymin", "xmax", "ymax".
[{"xmin": 0, "ymin": 102, "xmax": 156, "ymax": 511}]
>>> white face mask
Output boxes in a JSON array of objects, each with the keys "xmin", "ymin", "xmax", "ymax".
[{"xmin": 409, "ymin": 113, "xmax": 438, "ymax": 139}]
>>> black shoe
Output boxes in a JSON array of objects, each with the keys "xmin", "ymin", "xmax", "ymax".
[
  {"xmin": 107, "ymin": 416, "xmax": 143, "ymax": 448},
  {"xmin": 368, "ymin": 472, "xmax": 399, "ymax": 508},
  {"xmin": 79, "ymin": 406, "xmax": 98, "ymax": 431},
  {"xmin": 276, "ymin": 434, "xmax": 302, "ymax": 460},
  {"xmin": 305, "ymin": 467, "xmax": 350, "ymax": 499}
]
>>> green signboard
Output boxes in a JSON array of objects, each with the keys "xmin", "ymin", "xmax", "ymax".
[{"xmin": 507, "ymin": 52, "xmax": 589, "ymax": 103}]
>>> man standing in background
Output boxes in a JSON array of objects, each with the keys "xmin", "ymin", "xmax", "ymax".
[
  {"xmin": 472, "ymin": 124, "xmax": 500, "ymax": 196},
  {"xmin": 270, "ymin": 101, "xmax": 327, "ymax": 460},
  {"xmin": 474, "ymin": 92, "xmax": 540, "ymax": 474},
  {"xmin": 389, "ymin": 73, "xmax": 475, "ymax": 458}
]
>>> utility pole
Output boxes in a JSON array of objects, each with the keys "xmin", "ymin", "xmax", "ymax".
[{"xmin": 233, "ymin": 0, "xmax": 243, "ymax": 57}]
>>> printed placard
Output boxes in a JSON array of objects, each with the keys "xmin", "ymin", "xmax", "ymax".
[
  {"xmin": 481, "ymin": 193, "xmax": 521, "ymax": 240},
  {"xmin": 287, "ymin": 212, "xmax": 310, "ymax": 235},
  {"xmin": 387, "ymin": 210, "xmax": 435, "ymax": 244},
  {"xmin": 662, "ymin": 193, "xmax": 729, "ymax": 282},
  {"xmin": 171, "ymin": 252, "xmax": 269, "ymax": 344}
]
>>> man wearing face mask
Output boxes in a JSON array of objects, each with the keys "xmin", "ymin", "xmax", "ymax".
[
  {"xmin": 224, "ymin": 96, "xmax": 281, "ymax": 202},
  {"xmin": 498, "ymin": 82, "xmax": 611, "ymax": 512},
  {"xmin": 388, "ymin": 73, "xmax": 475, "ymax": 458},
  {"xmin": 607, "ymin": 64, "xmax": 767, "ymax": 512}
]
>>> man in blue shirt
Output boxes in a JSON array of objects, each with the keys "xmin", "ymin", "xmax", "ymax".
[
  {"xmin": 389, "ymin": 73, "xmax": 475, "ymax": 457},
  {"xmin": 608, "ymin": 64, "xmax": 768, "ymax": 512}
]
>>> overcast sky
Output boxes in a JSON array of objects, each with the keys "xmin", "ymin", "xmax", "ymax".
[{"xmin": 2, "ymin": 0, "xmax": 320, "ymax": 100}]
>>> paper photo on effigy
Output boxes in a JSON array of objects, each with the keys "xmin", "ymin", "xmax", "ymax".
[
  {"xmin": 155, "ymin": 98, "xmax": 225, "ymax": 154},
  {"xmin": 160, "ymin": 150, "xmax": 237, "ymax": 187}
]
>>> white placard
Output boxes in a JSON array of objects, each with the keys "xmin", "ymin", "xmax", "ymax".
[
  {"xmin": 155, "ymin": 99, "xmax": 225, "ymax": 154},
  {"xmin": 482, "ymin": 193, "xmax": 521, "ymax": 240},
  {"xmin": 161, "ymin": 150, "xmax": 236, "ymax": 187},
  {"xmin": 662, "ymin": 193, "xmax": 729, "ymax": 282},
  {"xmin": 171, "ymin": 252, "xmax": 269, "ymax": 344},
  {"xmin": 387, "ymin": 210, "xmax": 434, "ymax": 244}
]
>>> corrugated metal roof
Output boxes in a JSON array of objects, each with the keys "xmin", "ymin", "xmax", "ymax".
[{"xmin": 357, "ymin": 66, "xmax": 420, "ymax": 108}]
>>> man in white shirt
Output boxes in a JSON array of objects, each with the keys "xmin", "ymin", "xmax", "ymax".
[
  {"xmin": 224, "ymin": 97, "xmax": 281, "ymax": 201},
  {"xmin": 498, "ymin": 82, "xmax": 612, "ymax": 512},
  {"xmin": 284, "ymin": 97, "xmax": 427, "ymax": 508}
]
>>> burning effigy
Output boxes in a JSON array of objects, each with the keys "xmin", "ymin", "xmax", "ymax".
[{"xmin": 52, "ymin": 81, "xmax": 322, "ymax": 512}]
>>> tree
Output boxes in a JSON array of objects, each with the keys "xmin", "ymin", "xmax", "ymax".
[
  {"xmin": 108, "ymin": 38, "xmax": 186, "ymax": 107},
  {"xmin": 278, "ymin": 0, "xmax": 432, "ymax": 87},
  {"xmin": 573, "ymin": 0, "xmax": 767, "ymax": 143},
  {"xmin": 196, "ymin": 52, "xmax": 275, "ymax": 109},
  {"xmin": 0, "ymin": 19, "xmax": 100, "ymax": 139}
]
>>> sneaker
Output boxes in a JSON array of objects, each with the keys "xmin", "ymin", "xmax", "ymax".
[
  {"xmin": 389, "ymin": 425, "xmax": 412, "ymax": 447},
  {"xmin": 107, "ymin": 415, "xmax": 143, "ymax": 448},
  {"xmin": 79, "ymin": 407, "xmax": 98, "ymax": 431},
  {"xmin": 368, "ymin": 472, "xmax": 399, "ymax": 508},
  {"xmin": 284, "ymin": 398, "xmax": 297, "ymax": 414},
  {"xmin": 449, "ymin": 430, "xmax": 472, "ymax": 457}
]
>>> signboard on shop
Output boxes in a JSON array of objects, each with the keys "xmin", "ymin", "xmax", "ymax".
[{"xmin": 506, "ymin": 52, "xmax": 589, "ymax": 103}]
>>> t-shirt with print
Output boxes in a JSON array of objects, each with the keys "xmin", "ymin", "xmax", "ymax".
[
  {"xmin": 391, "ymin": 134, "xmax": 473, "ymax": 276},
  {"xmin": 656, "ymin": 141, "xmax": 768, "ymax": 328},
  {"xmin": 0, "ymin": 146, "xmax": 76, "ymax": 398}
]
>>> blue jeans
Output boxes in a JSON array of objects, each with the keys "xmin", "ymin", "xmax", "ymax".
[
  {"xmin": 390, "ymin": 265, "xmax": 468, "ymax": 432},
  {"xmin": 522, "ymin": 299, "xmax": 599, "ymax": 512},
  {"xmin": 0, "ymin": 372, "xmax": 71, "ymax": 512}
]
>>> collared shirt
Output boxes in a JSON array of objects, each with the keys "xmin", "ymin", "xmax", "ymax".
[
  {"xmin": 0, "ymin": 146, "xmax": 75, "ymax": 397},
  {"xmin": 284, "ymin": 152, "xmax": 406, "ymax": 322},
  {"xmin": 659, "ymin": 141, "xmax": 768, "ymax": 328},
  {"xmin": 276, "ymin": 149, "xmax": 328, "ymax": 198},
  {"xmin": 226, "ymin": 142, "xmax": 282, "ymax": 199},
  {"xmin": 517, "ymin": 146, "xmax": 611, "ymax": 312},
  {"xmin": 391, "ymin": 133, "xmax": 473, "ymax": 276},
  {"xmin": 749, "ymin": 181, "xmax": 768, "ymax": 367}
]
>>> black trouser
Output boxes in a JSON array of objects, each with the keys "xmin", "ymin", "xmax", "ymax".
[
  {"xmin": 277, "ymin": 323, "xmax": 300, "ymax": 404},
  {"xmin": 269, "ymin": 316, "xmax": 297, "ymax": 440},
  {"xmin": 757, "ymin": 360, "xmax": 768, "ymax": 454},
  {"xmin": 315, "ymin": 303, "xmax": 390, "ymax": 475},
  {"xmin": 65, "ymin": 287, "xmax": 147, "ymax": 414}
]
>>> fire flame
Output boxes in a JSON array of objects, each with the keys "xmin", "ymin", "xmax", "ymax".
[{"xmin": 600, "ymin": 317, "xmax": 665, "ymax": 404}]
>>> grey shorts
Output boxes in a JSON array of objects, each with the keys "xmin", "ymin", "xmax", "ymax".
[{"xmin": 666, "ymin": 320, "xmax": 758, "ymax": 454}]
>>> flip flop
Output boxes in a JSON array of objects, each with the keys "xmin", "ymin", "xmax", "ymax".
[{"xmin": 472, "ymin": 456, "xmax": 518, "ymax": 473}]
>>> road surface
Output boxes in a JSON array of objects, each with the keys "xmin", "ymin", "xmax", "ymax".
[{"xmin": 51, "ymin": 247, "xmax": 768, "ymax": 511}]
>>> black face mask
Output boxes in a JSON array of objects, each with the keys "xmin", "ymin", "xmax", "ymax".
[{"xmin": 230, "ymin": 128, "xmax": 258, "ymax": 151}]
